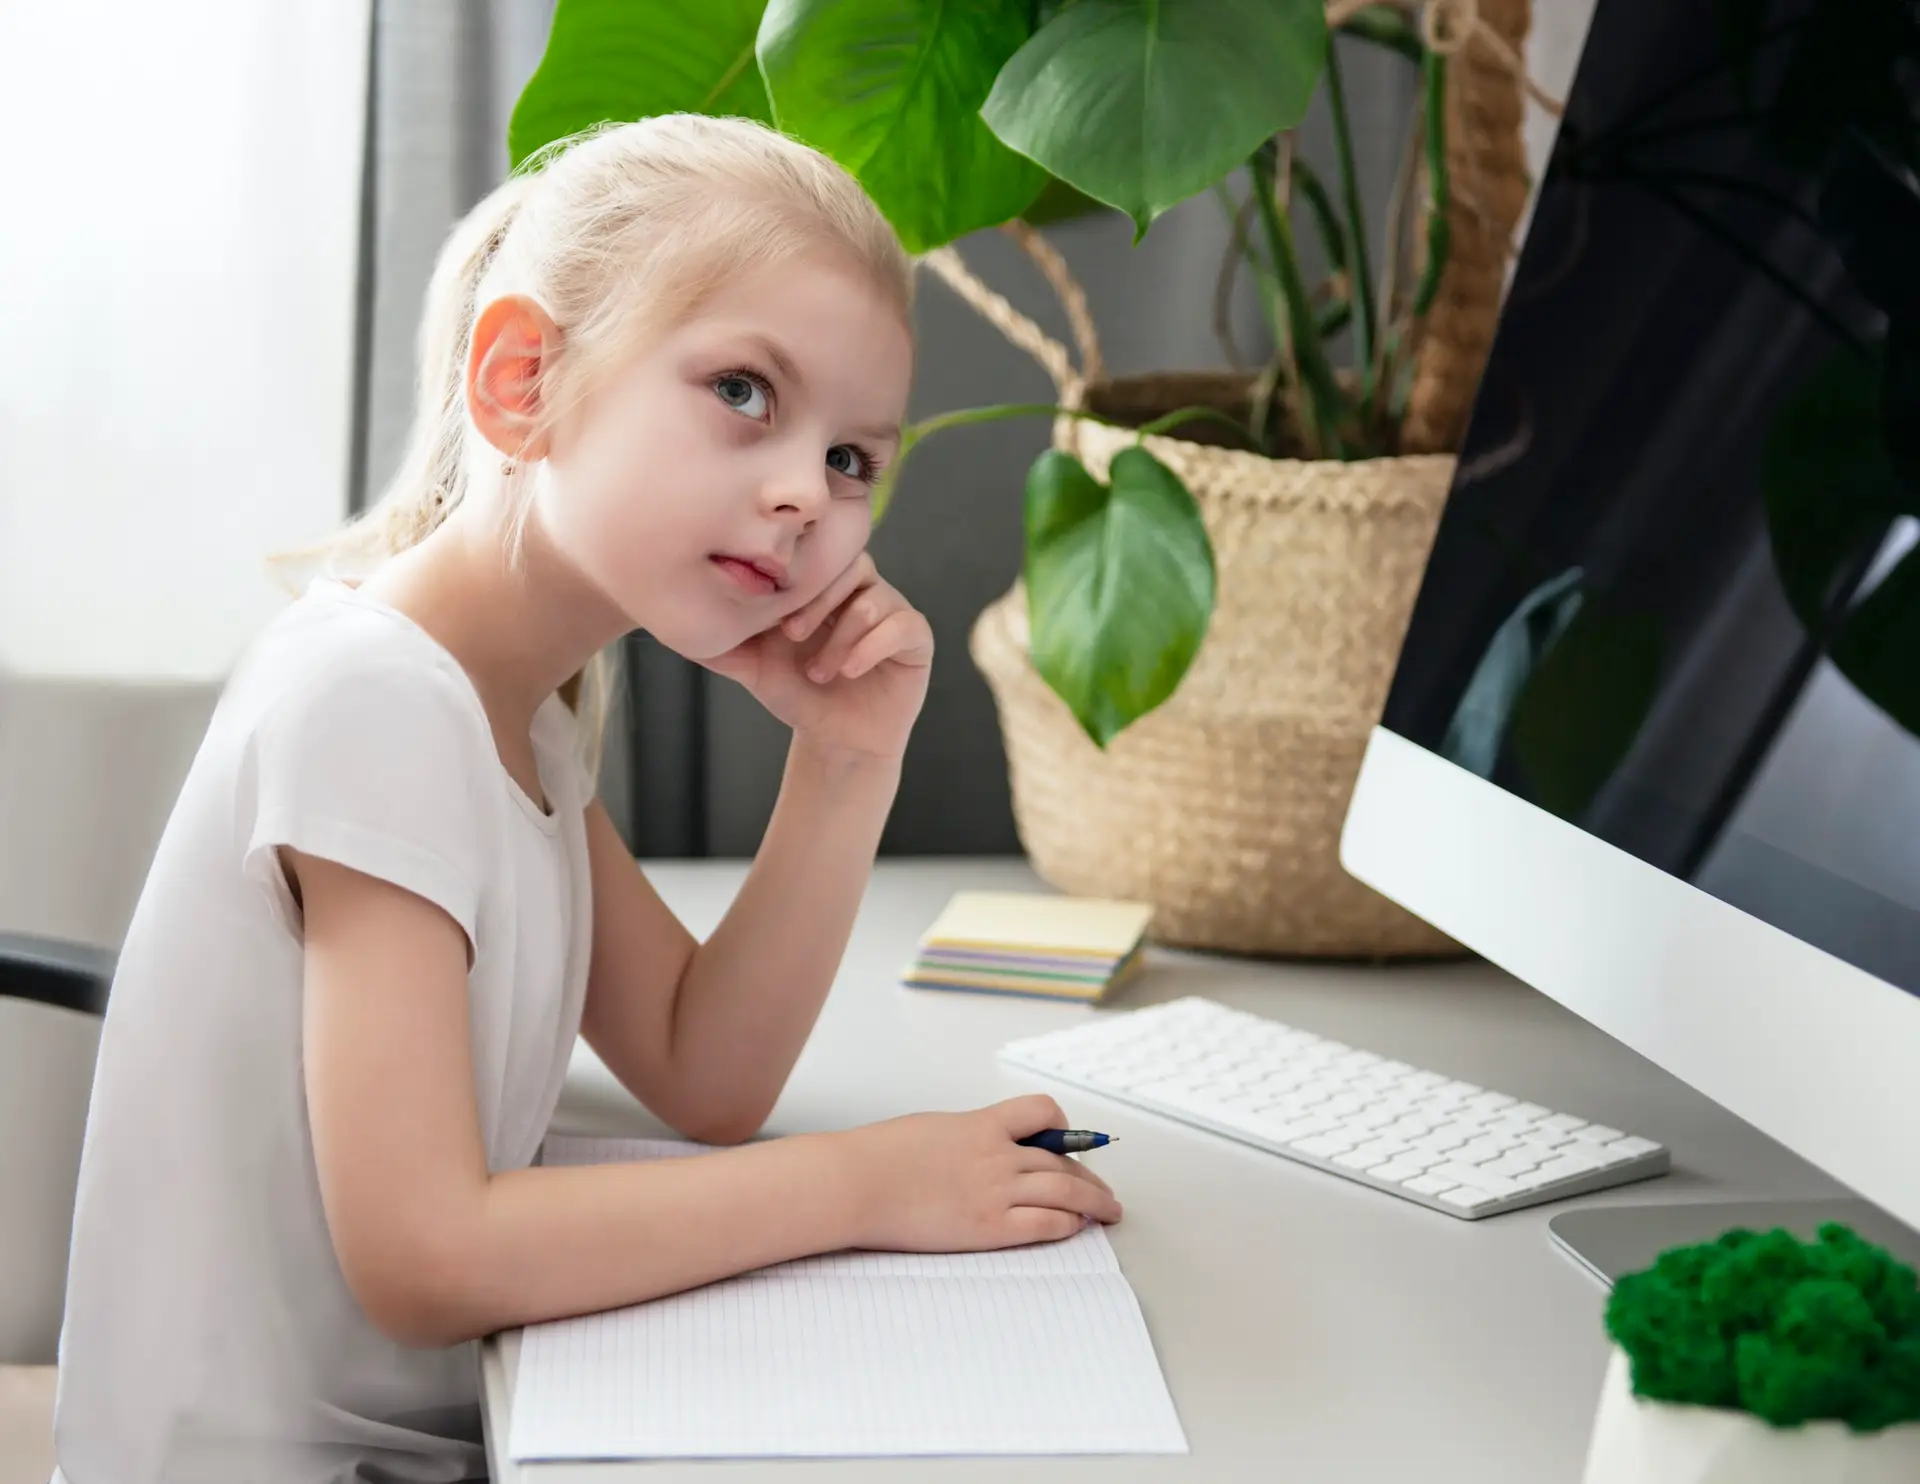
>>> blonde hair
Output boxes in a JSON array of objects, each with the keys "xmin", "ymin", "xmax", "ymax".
[{"xmin": 278, "ymin": 113, "xmax": 915, "ymax": 781}]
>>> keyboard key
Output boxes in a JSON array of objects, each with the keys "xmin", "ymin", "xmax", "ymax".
[
  {"xmin": 1369, "ymin": 1160, "xmax": 1430, "ymax": 1183},
  {"xmin": 1605, "ymin": 1135, "xmax": 1661, "ymax": 1159},
  {"xmin": 1433, "ymin": 1163, "xmax": 1522, "ymax": 1199},
  {"xmin": 1334, "ymin": 1148, "xmax": 1384, "ymax": 1170},
  {"xmin": 1480, "ymin": 1152, "xmax": 1542, "ymax": 1179},
  {"xmin": 1413, "ymin": 1131, "xmax": 1470, "ymax": 1155},
  {"xmin": 1295, "ymin": 1133, "xmax": 1359, "ymax": 1158},
  {"xmin": 1574, "ymin": 1124, "xmax": 1624, "ymax": 1143},
  {"xmin": 1464, "ymin": 1092, "xmax": 1517, "ymax": 1113},
  {"xmin": 1403, "ymin": 1173, "xmax": 1460, "ymax": 1197},
  {"xmin": 1538, "ymin": 1114, "xmax": 1589, "ymax": 1134},
  {"xmin": 1457, "ymin": 1137, "xmax": 1517, "ymax": 1165},
  {"xmin": 1247, "ymin": 1119, "xmax": 1317, "ymax": 1144},
  {"xmin": 1508, "ymin": 1102, "xmax": 1550, "ymax": 1121},
  {"xmin": 1438, "ymin": 1187, "xmax": 1501, "ymax": 1213},
  {"xmin": 1345, "ymin": 1138, "xmax": 1415, "ymax": 1165},
  {"xmin": 1531, "ymin": 1151, "xmax": 1606, "ymax": 1183}
]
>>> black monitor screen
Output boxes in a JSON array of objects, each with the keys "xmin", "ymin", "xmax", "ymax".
[{"xmin": 1380, "ymin": 0, "xmax": 1920, "ymax": 996}]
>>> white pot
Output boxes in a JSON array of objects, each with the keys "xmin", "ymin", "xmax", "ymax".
[{"xmin": 1583, "ymin": 1346, "xmax": 1920, "ymax": 1484}]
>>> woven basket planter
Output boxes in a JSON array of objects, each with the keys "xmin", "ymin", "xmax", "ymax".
[
  {"xmin": 923, "ymin": 0, "xmax": 1535, "ymax": 957},
  {"xmin": 970, "ymin": 373, "xmax": 1460, "ymax": 957}
]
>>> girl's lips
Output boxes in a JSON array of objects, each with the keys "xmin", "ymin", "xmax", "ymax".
[{"xmin": 711, "ymin": 555, "xmax": 780, "ymax": 595}]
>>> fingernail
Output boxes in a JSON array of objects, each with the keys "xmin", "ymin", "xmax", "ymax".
[{"xmin": 809, "ymin": 665, "xmax": 828, "ymax": 682}]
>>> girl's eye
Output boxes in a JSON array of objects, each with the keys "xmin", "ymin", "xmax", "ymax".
[
  {"xmin": 826, "ymin": 444, "xmax": 872, "ymax": 482},
  {"xmin": 714, "ymin": 373, "xmax": 770, "ymax": 420}
]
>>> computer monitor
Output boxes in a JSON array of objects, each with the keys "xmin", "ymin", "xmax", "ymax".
[{"xmin": 1340, "ymin": 0, "xmax": 1920, "ymax": 1266}]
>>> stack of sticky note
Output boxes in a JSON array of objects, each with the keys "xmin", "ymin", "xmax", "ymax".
[{"xmin": 904, "ymin": 891, "xmax": 1155, "ymax": 1001}]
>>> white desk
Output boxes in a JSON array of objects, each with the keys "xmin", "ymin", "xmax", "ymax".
[{"xmin": 480, "ymin": 858, "xmax": 1847, "ymax": 1483}]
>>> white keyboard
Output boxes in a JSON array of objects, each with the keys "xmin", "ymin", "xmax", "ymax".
[{"xmin": 1000, "ymin": 997, "xmax": 1670, "ymax": 1219}]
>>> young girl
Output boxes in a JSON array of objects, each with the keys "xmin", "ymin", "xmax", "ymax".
[{"xmin": 50, "ymin": 114, "xmax": 1121, "ymax": 1484}]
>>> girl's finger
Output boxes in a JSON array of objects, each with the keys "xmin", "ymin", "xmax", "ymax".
[
  {"xmin": 807, "ymin": 588, "xmax": 900, "ymax": 680},
  {"xmin": 784, "ymin": 553, "xmax": 875, "ymax": 642},
  {"xmin": 837, "ymin": 607, "xmax": 932, "ymax": 680},
  {"xmin": 1011, "ymin": 1171, "xmax": 1123, "ymax": 1223},
  {"xmin": 1013, "ymin": 1147, "xmax": 1114, "ymax": 1195}
]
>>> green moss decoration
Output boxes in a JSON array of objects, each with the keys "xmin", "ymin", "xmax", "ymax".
[{"xmin": 1605, "ymin": 1223, "xmax": 1920, "ymax": 1432}]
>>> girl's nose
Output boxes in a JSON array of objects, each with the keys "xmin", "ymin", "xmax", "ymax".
[{"xmin": 760, "ymin": 461, "xmax": 830, "ymax": 525}]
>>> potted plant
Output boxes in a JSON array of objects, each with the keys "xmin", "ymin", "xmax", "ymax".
[
  {"xmin": 1585, "ymin": 1223, "xmax": 1920, "ymax": 1483},
  {"xmin": 509, "ymin": 0, "xmax": 1550, "ymax": 956}
]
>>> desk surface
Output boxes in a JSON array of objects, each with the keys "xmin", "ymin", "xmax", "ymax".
[{"xmin": 480, "ymin": 858, "xmax": 1842, "ymax": 1483}]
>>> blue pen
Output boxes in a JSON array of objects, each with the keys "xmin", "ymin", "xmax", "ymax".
[{"xmin": 1017, "ymin": 1128, "xmax": 1114, "ymax": 1155}]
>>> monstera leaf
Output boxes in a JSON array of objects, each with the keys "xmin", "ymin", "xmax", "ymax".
[
  {"xmin": 1023, "ymin": 448, "xmax": 1215, "ymax": 748},
  {"xmin": 509, "ymin": 0, "xmax": 773, "ymax": 166},
  {"xmin": 1506, "ymin": 602, "xmax": 1666, "ymax": 821},
  {"xmin": 1441, "ymin": 566, "xmax": 1587, "ymax": 780},
  {"xmin": 981, "ymin": 0, "xmax": 1329, "ymax": 239},
  {"xmin": 757, "ymin": 0, "xmax": 1046, "ymax": 252}
]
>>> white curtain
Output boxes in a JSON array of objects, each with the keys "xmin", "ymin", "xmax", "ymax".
[{"xmin": 0, "ymin": 0, "xmax": 369, "ymax": 682}]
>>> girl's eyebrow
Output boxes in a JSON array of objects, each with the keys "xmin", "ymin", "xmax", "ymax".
[
  {"xmin": 723, "ymin": 330, "xmax": 902, "ymax": 446},
  {"xmin": 733, "ymin": 331, "xmax": 804, "ymax": 387}
]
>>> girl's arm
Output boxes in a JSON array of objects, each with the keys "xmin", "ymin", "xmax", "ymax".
[
  {"xmin": 577, "ymin": 736, "xmax": 898, "ymax": 1144},
  {"xmin": 290, "ymin": 846, "xmax": 1116, "ymax": 1348}
]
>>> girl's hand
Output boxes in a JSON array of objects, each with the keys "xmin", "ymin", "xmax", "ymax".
[
  {"xmin": 702, "ymin": 553, "xmax": 933, "ymax": 764},
  {"xmin": 831, "ymin": 1094, "xmax": 1123, "ymax": 1253}
]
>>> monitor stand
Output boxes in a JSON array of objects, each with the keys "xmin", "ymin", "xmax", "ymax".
[{"xmin": 1548, "ymin": 1199, "xmax": 1920, "ymax": 1289}]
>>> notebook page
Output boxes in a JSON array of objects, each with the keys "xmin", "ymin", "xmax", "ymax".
[{"xmin": 510, "ymin": 1135, "xmax": 1187, "ymax": 1460}]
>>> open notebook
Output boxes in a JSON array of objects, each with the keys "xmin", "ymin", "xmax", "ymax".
[{"xmin": 508, "ymin": 1135, "xmax": 1188, "ymax": 1461}]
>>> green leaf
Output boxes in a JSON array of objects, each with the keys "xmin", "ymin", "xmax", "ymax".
[
  {"xmin": 1830, "ymin": 543, "xmax": 1920, "ymax": 737},
  {"xmin": 1440, "ymin": 567, "xmax": 1586, "ymax": 780},
  {"xmin": 1023, "ymin": 447, "xmax": 1216, "ymax": 747},
  {"xmin": 757, "ymin": 0, "xmax": 1046, "ymax": 253},
  {"xmin": 1506, "ymin": 603, "xmax": 1665, "ymax": 821},
  {"xmin": 1763, "ymin": 345, "xmax": 1911, "ymax": 633},
  {"xmin": 509, "ymin": 0, "xmax": 772, "ymax": 169},
  {"xmin": 981, "ymin": 0, "xmax": 1329, "ymax": 240},
  {"xmin": 1021, "ymin": 174, "xmax": 1114, "ymax": 227}
]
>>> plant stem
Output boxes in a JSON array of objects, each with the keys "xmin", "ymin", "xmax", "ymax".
[
  {"xmin": 1323, "ymin": 42, "xmax": 1379, "ymax": 402},
  {"xmin": 876, "ymin": 398, "xmax": 1267, "ymax": 518},
  {"xmin": 1251, "ymin": 142, "xmax": 1346, "ymax": 458},
  {"xmin": 1290, "ymin": 157, "xmax": 1349, "ymax": 274},
  {"xmin": 1137, "ymin": 406, "xmax": 1267, "ymax": 446},
  {"xmin": 1411, "ymin": 51, "xmax": 1452, "ymax": 318},
  {"xmin": 1336, "ymin": 4, "xmax": 1422, "ymax": 63},
  {"xmin": 1214, "ymin": 180, "xmax": 1285, "ymax": 350}
]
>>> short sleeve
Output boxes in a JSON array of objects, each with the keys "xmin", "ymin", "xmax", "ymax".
[{"xmin": 241, "ymin": 658, "xmax": 490, "ymax": 946}]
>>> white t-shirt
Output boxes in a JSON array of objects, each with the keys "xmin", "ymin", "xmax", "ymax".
[{"xmin": 51, "ymin": 579, "xmax": 598, "ymax": 1484}]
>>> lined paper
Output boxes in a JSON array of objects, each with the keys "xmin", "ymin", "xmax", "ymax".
[{"xmin": 508, "ymin": 1135, "xmax": 1187, "ymax": 1461}]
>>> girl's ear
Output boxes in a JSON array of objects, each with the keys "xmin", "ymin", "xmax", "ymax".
[{"xmin": 466, "ymin": 294, "xmax": 562, "ymax": 462}]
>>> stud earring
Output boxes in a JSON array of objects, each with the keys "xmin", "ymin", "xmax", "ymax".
[{"xmin": 501, "ymin": 459, "xmax": 515, "ymax": 478}]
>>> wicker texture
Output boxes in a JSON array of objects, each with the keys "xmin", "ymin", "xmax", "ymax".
[
  {"xmin": 1403, "ymin": 0, "xmax": 1535, "ymax": 453},
  {"xmin": 971, "ymin": 392, "xmax": 1462, "ymax": 957}
]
